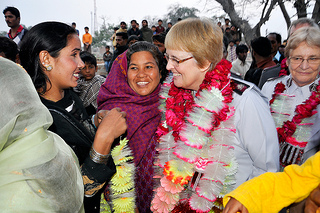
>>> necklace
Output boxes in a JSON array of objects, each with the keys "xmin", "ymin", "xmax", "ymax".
[
  {"xmin": 151, "ymin": 59, "xmax": 238, "ymax": 213},
  {"xmin": 270, "ymin": 78, "xmax": 320, "ymax": 167}
]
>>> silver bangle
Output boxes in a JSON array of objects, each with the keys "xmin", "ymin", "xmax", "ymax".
[{"xmin": 89, "ymin": 147, "xmax": 110, "ymax": 164}]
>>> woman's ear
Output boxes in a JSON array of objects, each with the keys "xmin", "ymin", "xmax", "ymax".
[
  {"xmin": 39, "ymin": 50, "xmax": 52, "ymax": 70},
  {"xmin": 199, "ymin": 59, "xmax": 212, "ymax": 73}
]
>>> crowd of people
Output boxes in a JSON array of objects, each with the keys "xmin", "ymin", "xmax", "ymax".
[{"xmin": 1, "ymin": 5, "xmax": 320, "ymax": 213}]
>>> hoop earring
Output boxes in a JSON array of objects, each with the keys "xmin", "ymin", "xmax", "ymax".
[{"xmin": 45, "ymin": 65, "xmax": 53, "ymax": 71}]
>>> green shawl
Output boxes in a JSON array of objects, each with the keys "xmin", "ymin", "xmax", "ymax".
[{"xmin": 0, "ymin": 57, "xmax": 84, "ymax": 212}]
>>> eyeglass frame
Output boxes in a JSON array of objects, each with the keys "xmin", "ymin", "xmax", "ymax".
[
  {"xmin": 289, "ymin": 56, "xmax": 320, "ymax": 65},
  {"xmin": 164, "ymin": 53, "xmax": 193, "ymax": 67}
]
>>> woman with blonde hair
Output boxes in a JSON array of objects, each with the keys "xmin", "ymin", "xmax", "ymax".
[{"xmin": 151, "ymin": 18, "xmax": 279, "ymax": 212}]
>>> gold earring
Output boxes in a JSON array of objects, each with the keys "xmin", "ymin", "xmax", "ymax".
[{"xmin": 45, "ymin": 65, "xmax": 53, "ymax": 71}]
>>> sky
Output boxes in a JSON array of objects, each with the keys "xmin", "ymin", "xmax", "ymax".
[{"xmin": 0, "ymin": 0, "xmax": 312, "ymax": 42}]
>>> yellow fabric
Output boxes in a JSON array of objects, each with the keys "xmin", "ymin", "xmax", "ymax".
[
  {"xmin": 82, "ymin": 33, "xmax": 92, "ymax": 44},
  {"xmin": 223, "ymin": 152, "xmax": 320, "ymax": 213}
]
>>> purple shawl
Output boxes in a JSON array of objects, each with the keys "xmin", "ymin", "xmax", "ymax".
[{"xmin": 97, "ymin": 51, "xmax": 161, "ymax": 166}]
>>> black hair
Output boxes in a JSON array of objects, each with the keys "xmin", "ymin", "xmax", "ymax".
[
  {"xmin": 80, "ymin": 51, "xmax": 97, "ymax": 67},
  {"xmin": 72, "ymin": 22, "xmax": 76, "ymax": 26},
  {"xmin": 114, "ymin": 27, "xmax": 119, "ymax": 31},
  {"xmin": 158, "ymin": 19, "xmax": 163, "ymax": 22},
  {"xmin": 105, "ymin": 45, "xmax": 110, "ymax": 49},
  {"xmin": 251, "ymin": 37, "xmax": 272, "ymax": 57},
  {"xmin": 3, "ymin": 6, "xmax": 20, "ymax": 18},
  {"xmin": 130, "ymin": 20, "xmax": 137, "ymax": 24},
  {"xmin": 120, "ymin": 21, "xmax": 126, "ymax": 25},
  {"xmin": 128, "ymin": 35, "xmax": 139, "ymax": 44},
  {"xmin": 142, "ymin": 20, "xmax": 148, "ymax": 24},
  {"xmin": 152, "ymin": 33, "xmax": 166, "ymax": 44},
  {"xmin": 151, "ymin": 25, "xmax": 156, "ymax": 28},
  {"xmin": 126, "ymin": 41, "xmax": 167, "ymax": 83},
  {"xmin": 19, "ymin": 21, "xmax": 77, "ymax": 94},
  {"xmin": 116, "ymin": 32, "xmax": 128, "ymax": 40},
  {"xmin": 0, "ymin": 36, "xmax": 18, "ymax": 62},
  {"xmin": 267, "ymin": 32, "xmax": 282, "ymax": 44},
  {"xmin": 84, "ymin": 26, "xmax": 89, "ymax": 30},
  {"xmin": 168, "ymin": 22, "xmax": 172, "ymax": 25},
  {"xmin": 236, "ymin": 44, "xmax": 248, "ymax": 55}
]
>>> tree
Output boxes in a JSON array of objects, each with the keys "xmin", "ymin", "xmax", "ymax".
[
  {"xmin": 165, "ymin": 4, "xmax": 199, "ymax": 24},
  {"xmin": 92, "ymin": 17, "xmax": 115, "ymax": 47},
  {"xmin": 206, "ymin": 0, "xmax": 319, "ymax": 44}
]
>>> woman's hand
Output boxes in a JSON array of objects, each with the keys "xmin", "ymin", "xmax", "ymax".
[
  {"xmin": 223, "ymin": 198, "xmax": 248, "ymax": 213},
  {"xmin": 93, "ymin": 107, "xmax": 127, "ymax": 155},
  {"xmin": 94, "ymin": 110, "xmax": 109, "ymax": 128},
  {"xmin": 305, "ymin": 184, "xmax": 320, "ymax": 213}
]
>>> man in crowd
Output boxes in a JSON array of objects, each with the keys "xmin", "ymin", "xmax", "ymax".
[
  {"xmin": 3, "ymin": 6, "xmax": 28, "ymax": 48},
  {"xmin": 156, "ymin": 19, "xmax": 165, "ymax": 34},
  {"xmin": 127, "ymin": 20, "xmax": 142, "ymax": 39},
  {"xmin": 267, "ymin": 32, "xmax": 284, "ymax": 64},
  {"xmin": 140, "ymin": 20, "xmax": 153, "ymax": 43},
  {"xmin": 245, "ymin": 37, "xmax": 276, "ymax": 86},
  {"xmin": 72, "ymin": 22, "xmax": 79, "ymax": 36},
  {"xmin": 82, "ymin": 26, "xmax": 92, "ymax": 53},
  {"xmin": 108, "ymin": 32, "xmax": 128, "ymax": 72},
  {"xmin": 230, "ymin": 44, "xmax": 250, "ymax": 79},
  {"xmin": 116, "ymin": 21, "xmax": 127, "ymax": 33}
]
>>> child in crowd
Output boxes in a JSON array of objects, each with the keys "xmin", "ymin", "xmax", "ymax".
[
  {"xmin": 226, "ymin": 40, "xmax": 237, "ymax": 62},
  {"xmin": 74, "ymin": 51, "xmax": 105, "ymax": 115},
  {"xmin": 151, "ymin": 25, "xmax": 157, "ymax": 35},
  {"xmin": 103, "ymin": 45, "xmax": 113, "ymax": 72},
  {"xmin": 223, "ymin": 151, "xmax": 320, "ymax": 213}
]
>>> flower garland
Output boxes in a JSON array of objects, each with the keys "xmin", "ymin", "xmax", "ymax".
[
  {"xmin": 151, "ymin": 59, "xmax": 238, "ymax": 213},
  {"xmin": 101, "ymin": 137, "xmax": 136, "ymax": 213},
  {"xmin": 270, "ymin": 78, "xmax": 320, "ymax": 167},
  {"xmin": 278, "ymin": 58, "xmax": 289, "ymax": 77}
]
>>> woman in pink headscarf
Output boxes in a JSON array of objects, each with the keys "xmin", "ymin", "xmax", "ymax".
[{"xmin": 97, "ymin": 41, "xmax": 166, "ymax": 213}]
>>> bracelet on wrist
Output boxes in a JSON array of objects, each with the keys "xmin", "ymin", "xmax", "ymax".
[
  {"xmin": 91, "ymin": 114, "xmax": 97, "ymax": 129},
  {"xmin": 89, "ymin": 147, "xmax": 110, "ymax": 164}
]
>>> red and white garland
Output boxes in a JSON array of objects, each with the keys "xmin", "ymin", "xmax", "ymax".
[
  {"xmin": 151, "ymin": 60, "xmax": 238, "ymax": 213},
  {"xmin": 270, "ymin": 77, "xmax": 320, "ymax": 167}
]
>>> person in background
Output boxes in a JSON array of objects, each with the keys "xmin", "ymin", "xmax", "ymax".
[
  {"xmin": 127, "ymin": 20, "xmax": 142, "ymax": 39},
  {"xmin": 226, "ymin": 40, "xmax": 237, "ymax": 62},
  {"xmin": 222, "ymin": 18, "xmax": 231, "ymax": 32},
  {"xmin": 74, "ymin": 51, "xmax": 106, "ymax": 115},
  {"xmin": 82, "ymin": 26, "xmax": 92, "ymax": 53},
  {"xmin": 19, "ymin": 21, "xmax": 127, "ymax": 213},
  {"xmin": 0, "ymin": 36, "xmax": 19, "ymax": 62},
  {"xmin": 72, "ymin": 22, "xmax": 79, "ymax": 36},
  {"xmin": 103, "ymin": 45, "xmax": 113, "ymax": 72},
  {"xmin": 151, "ymin": 25, "xmax": 157, "ymax": 35},
  {"xmin": 141, "ymin": 19, "xmax": 153, "ymax": 43},
  {"xmin": 3, "ymin": 6, "xmax": 28, "ymax": 49},
  {"xmin": 230, "ymin": 44, "xmax": 250, "ymax": 79},
  {"xmin": 288, "ymin": 17, "xmax": 319, "ymax": 37},
  {"xmin": 279, "ymin": 44, "xmax": 285, "ymax": 56},
  {"xmin": 98, "ymin": 41, "xmax": 166, "ymax": 213},
  {"xmin": 152, "ymin": 33, "xmax": 166, "ymax": 53},
  {"xmin": 166, "ymin": 22, "xmax": 172, "ymax": 33},
  {"xmin": 267, "ymin": 32, "xmax": 285, "ymax": 64},
  {"xmin": 116, "ymin": 21, "xmax": 127, "ymax": 33},
  {"xmin": 109, "ymin": 32, "xmax": 128, "ymax": 72},
  {"xmin": 151, "ymin": 18, "xmax": 279, "ymax": 213},
  {"xmin": 127, "ymin": 35, "xmax": 139, "ymax": 47},
  {"xmin": 0, "ymin": 57, "xmax": 84, "ymax": 212},
  {"xmin": 110, "ymin": 27, "xmax": 119, "ymax": 51},
  {"xmin": 156, "ymin": 19, "xmax": 165, "ymax": 34},
  {"xmin": 245, "ymin": 37, "xmax": 276, "ymax": 86}
]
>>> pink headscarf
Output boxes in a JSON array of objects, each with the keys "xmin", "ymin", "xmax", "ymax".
[{"xmin": 97, "ymin": 51, "xmax": 161, "ymax": 166}]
